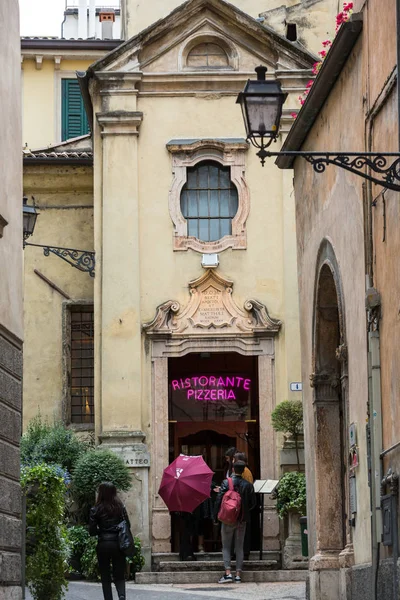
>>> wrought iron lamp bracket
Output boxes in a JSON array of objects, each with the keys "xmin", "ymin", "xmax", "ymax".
[
  {"xmin": 255, "ymin": 149, "xmax": 400, "ymax": 192},
  {"xmin": 24, "ymin": 242, "xmax": 95, "ymax": 277}
]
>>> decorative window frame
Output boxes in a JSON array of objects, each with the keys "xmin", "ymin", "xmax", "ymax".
[
  {"xmin": 167, "ymin": 139, "xmax": 250, "ymax": 253},
  {"xmin": 178, "ymin": 31, "xmax": 239, "ymax": 71}
]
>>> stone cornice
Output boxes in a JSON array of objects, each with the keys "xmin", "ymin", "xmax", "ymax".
[
  {"xmin": 96, "ymin": 111, "xmax": 143, "ymax": 136},
  {"xmin": 166, "ymin": 138, "xmax": 248, "ymax": 154}
]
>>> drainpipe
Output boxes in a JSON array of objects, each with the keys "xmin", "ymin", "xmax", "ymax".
[{"xmin": 366, "ymin": 280, "xmax": 383, "ymax": 600}]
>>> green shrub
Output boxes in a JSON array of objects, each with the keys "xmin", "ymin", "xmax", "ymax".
[
  {"xmin": 80, "ymin": 536, "xmax": 99, "ymax": 580},
  {"xmin": 21, "ymin": 414, "xmax": 89, "ymax": 473},
  {"xmin": 276, "ymin": 471, "xmax": 306, "ymax": 519},
  {"xmin": 21, "ymin": 463, "xmax": 70, "ymax": 600},
  {"xmin": 68, "ymin": 525, "xmax": 144, "ymax": 581},
  {"xmin": 72, "ymin": 449, "xmax": 132, "ymax": 516},
  {"xmin": 21, "ymin": 414, "xmax": 51, "ymax": 464},
  {"xmin": 127, "ymin": 537, "xmax": 145, "ymax": 578}
]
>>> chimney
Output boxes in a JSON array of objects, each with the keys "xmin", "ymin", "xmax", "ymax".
[
  {"xmin": 88, "ymin": 0, "xmax": 96, "ymax": 38},
  {"xmin": 99, "ymin": 11, "xmax": 115, "ymax": 40},
  {"xmin": 78, "ymin": 0, "xmax": 87, "ymax": 39}
]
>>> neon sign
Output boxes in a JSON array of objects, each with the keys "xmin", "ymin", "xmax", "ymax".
[{"xmin": 171, "ymin": 376, "xmax": 251, "ymax": 402}]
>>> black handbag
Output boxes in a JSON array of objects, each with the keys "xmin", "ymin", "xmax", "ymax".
[{"xmin": 117, "ymin": 509, "xmax": 135, "ymax": 557}]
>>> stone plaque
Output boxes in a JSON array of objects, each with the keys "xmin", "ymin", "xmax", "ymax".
[
  {"xmin": 192, "ymin": 285, "xmax": 233, "ymax": 328},
  {"xmin": 119, "ymin": 450, "xmax": 151, "ymax": 468}
]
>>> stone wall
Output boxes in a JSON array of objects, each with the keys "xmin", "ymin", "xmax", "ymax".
[
  {"xmin": 0, "ymin": 330, "xmax": 23, "ymax": 600},
  {"xmin": 0, "ymin": 0, "xmax": 23, "ymax": 597}
]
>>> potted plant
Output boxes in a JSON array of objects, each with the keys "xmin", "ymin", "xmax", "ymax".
[
  {"xmin": 271, "ymin": 400, "xmax": 303, "ymax": 471},
  {"xmin": 271, "ymin": 400, "xmax": 308, "ymax": 568}
]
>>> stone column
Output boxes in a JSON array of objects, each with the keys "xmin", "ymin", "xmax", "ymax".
[
  {"xmin": 259, "ymin": 353, "xmax": 280, "ymax": 551},
  {"xmin": 308, "ymin": 371, "xmax": 344, "ymax": 600},
  {"xmin": 151, "ymin": 355, "xmax": 170, "ymax": 552},
  {"xmin": 94, "ymin": 75, "xmax": 151, "ymax": 566}
]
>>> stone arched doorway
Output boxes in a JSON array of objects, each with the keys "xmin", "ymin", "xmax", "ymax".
[
  {"xmin": 143, "ymin": 268, "xmax": 282, "ymax": 555},
  {"xmin": 309, "ymin": 240, "xmax": 352, "ymax": 580}
]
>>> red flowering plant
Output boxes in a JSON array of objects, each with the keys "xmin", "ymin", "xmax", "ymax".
[{"xmin": 294, "ymin": 2, "xmax": 353, "ymax": 115}]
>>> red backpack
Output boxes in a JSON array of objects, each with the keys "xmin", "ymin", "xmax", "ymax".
[{"xmin": 217, "ymin": 478, "xmax": 242, "ymax": 525}]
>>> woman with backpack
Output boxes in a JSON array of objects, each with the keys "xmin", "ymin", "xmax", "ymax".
[
  {"xmin": 214, "ymin": 461, "xmax": 256, "ymax": 584},
  {"xmin": 89, "ymin": 482, "xmax": 130, "ymax": 600}
]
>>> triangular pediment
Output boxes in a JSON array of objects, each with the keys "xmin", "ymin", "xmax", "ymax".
[
  {"xmin": 90, "ymin": 0, "xmax": 315, "ymax": 75},
  {"xmin": 143, "ymin": 269, "xmax": 282, "ymax": 338}
]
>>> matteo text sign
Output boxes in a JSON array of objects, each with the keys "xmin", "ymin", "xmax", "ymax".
[{"xmin": 118, "ymin": 450, "xmax": 151, "ymax": 468}]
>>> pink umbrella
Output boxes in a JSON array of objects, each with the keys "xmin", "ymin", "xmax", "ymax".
[{"xmin": 158, "ymin": 454, "xmax": 213, "ymax": 513}]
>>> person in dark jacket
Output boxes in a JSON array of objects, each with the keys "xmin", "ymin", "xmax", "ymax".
[
  {"xmin": 215, "ymin": 461, "xmax": 256, "ymax": 584},
  {"xmin": 89, "ymin": 482, "xmax": 129, "ymax": 600}
]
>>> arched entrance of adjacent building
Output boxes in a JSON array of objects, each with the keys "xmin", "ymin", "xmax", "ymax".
[{"xmin": 311, "ymin": 240, "xmax": 351, "ymax": 567}]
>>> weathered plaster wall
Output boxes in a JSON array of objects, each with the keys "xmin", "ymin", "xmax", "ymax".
[
  {"xmin": 0, "ymin": 1, "xmax": 23, "ymax": 598},
  {"xmin": 23, "ymin": 165, "xmax": 94, "ymax": 428},
  {"xmin": 22, "ymin": 58, "xmax": 93, "ymax": 149},
  {"xmin": 293, "ymin": 35, "xmax": 371, "ymax": 569},
  {"xmin": 123, "ymin": 0, "xmax": 336, "ymax": 52},
  {"xmin": 261, "ymin": 0, "xmax": 337, "ymax": 56},
  {"xmin": 364, "ymin": 0, "xmax": 400, "ymax": 531}
]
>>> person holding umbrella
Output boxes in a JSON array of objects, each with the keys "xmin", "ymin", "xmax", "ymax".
[
  {"xmin": 158, "ymin": 454, "xmax": 214, "ymax": 559},
  {"xmin": 214, "ymin": 461, "xmax": 256, "ymax": 584}
]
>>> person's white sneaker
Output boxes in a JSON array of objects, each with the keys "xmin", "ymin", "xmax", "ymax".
[
  {"xmin": 218, "ymin": 574, "xmax": 233, "ymax": 583},
  {"xmin": 235, "ymin": 575, "xmax": 242, "ymax": 583}
]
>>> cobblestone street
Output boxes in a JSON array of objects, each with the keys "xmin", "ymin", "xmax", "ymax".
[{"xmin": 25, "ymin": 581, "xmax": 306, "ymax": 600}]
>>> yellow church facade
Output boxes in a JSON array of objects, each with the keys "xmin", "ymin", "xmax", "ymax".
[{"xmin": 22, "ymin": 0, "xmax": 337, "ymax": 566}]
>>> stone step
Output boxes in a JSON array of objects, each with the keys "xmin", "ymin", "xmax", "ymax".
[
  {"xmin": 152, "ymin": 551, "xmax": 281, "ymax": 565},
  {"xmin": 157, "ymin": 560, "xmax": 278, "ymax": 572},
  {"xmin": 136, "ymin": 570, "xmax": 308, "ymax": 585}
]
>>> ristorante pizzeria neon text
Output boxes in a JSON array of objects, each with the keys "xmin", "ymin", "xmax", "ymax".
[{"xmin": 171, "ymin": 375, "xmax": 252, "ymax": 401}]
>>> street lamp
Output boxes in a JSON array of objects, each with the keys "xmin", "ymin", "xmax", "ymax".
[
  {"xmin": 238, "ymin": 66, "xmax": 400, "ymax": 192},
  {"xmin": 22, "ymin": 197, "xmax": 95, "ymax": 277},
  {"xmin": 23, "ymin": 196, "xmax": 38, "ymax": 242},
  {"xmin": 236, "ymin": 66, "xmax": 287, "ymax": 165}
]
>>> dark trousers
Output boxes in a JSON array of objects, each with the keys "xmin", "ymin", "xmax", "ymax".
[
  {"xmin": 178, "ymin": 512, "xmax": 195, "ymax": 560},
  {"xmin": 97, "ymin": 540, "xmax": 126, "ymax": 600}
]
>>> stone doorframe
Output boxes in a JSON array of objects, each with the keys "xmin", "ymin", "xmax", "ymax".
[
  {"xmin": 309, "ymin": 239, "xmax": 353, "ymax": 600},
  {"xmin": 143, "ymin": 268, "xmax": 283, "ymax": 554},
  {"xmin": 149, "ymin": 336, "xmax": 279, "ymax": 553}
]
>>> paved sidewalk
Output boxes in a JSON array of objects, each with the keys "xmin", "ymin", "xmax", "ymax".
[{"xmin": 25, "ymin": 580, "xmax": 306, "ymax": 600}]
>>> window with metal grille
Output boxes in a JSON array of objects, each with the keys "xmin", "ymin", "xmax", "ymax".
[
  {"xmin": 61, "ymin": 79, "xmax": 90, "ymax": 141},
  {"xmin": 187, "ymin": 43, "xmax": 229, "ymax": 68},
  {"xmin": 70, "ymin": 308, "xmax": 94, "ymax": 424},
  {"xmin": 180, "ymin": 161, "xmax": 239, "ymax": 242}
]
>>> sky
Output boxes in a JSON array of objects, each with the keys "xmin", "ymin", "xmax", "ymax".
[{"xmin": 19, "ymin": 0, "xmax": 66, "ymax": 37}]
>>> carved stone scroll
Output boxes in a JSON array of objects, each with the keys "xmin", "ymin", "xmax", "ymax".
[{"xmin": 143, "ymin": 269, "xmax": 281, "ymax": 337}]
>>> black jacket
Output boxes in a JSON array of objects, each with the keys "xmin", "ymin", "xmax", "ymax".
[
  {"xmin": 89, "ymin": 504, "xmax": 130, "ymax": 542},
  {"xmin": 214, "ymin": 475, "xmax": 256, "ymax": 523}
]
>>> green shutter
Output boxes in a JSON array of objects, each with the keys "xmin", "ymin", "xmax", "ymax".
[{"xmin": 61, "ymin": 79, "xmax": 90, "ymax": 141}]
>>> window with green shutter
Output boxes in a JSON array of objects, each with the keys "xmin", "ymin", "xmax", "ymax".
[{"xmin": 61, "ymin": 79, "xmax": 90, "ymax": 141}]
